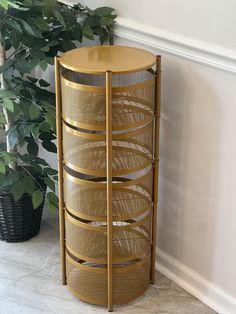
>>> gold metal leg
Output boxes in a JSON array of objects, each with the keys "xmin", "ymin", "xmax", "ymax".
[
  {"xmin": 106, "ymin": 70, "xmax": 113, "ymax": 312},
  {"xmin": 150, "ymin": 55, "xmax": 161, "ymax": 284},
  {"xmin": 55, "ymin": 56, "xmax": 66, "ymax": 285}
]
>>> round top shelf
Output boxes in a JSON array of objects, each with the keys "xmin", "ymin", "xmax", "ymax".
[{"xmin": 60, "ymin": 45, "xmax": 156, "ymax": 74}]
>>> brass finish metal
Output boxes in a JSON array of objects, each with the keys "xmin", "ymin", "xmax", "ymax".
[
  {"xmin": 60, "ymin": 45, "xmax": 156, "ymax": 74},
  {"xmin": 150, "ymin": 56, "xmax": 161, "ymax": 284},
  {"xmin": 55, "ymin": 56, "xmax": 66, "ymax": 285},
  {"xmin": 56, "ymin": 46, "xmax": 160, "ymax": 310},
  {"xmin": 106, "ymin": 71, "xmax": 113, "ymax": 312},
  {"xmin": 63, "ymin": 167, "xmax": 152, "ymax": 189},
  {"xmin": 61, "ymin": 74, "xmax": 154, "ymax": 92}
]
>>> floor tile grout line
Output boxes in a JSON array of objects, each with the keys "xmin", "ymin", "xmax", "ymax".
[{"xmin": 16, "ymin": 262, "xmax": 60, "ymax": 281}]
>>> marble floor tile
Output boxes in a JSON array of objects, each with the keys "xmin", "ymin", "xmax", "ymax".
[{"xmin": 0, "ymin": 212, "xmax": 216, "ymax": 314}]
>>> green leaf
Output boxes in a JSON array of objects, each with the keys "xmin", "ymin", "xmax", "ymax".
[
  {"xmin": 27, "ymin": 141, "xmax": 39, "ymax": 156},
  {"xmin": 4, "ymin": 39, "xmax": 11, "ymax": 51},
  {"xmin": 39, "ymin": 121, "xmax": 51, "ymax": 133},
  {"xmin": 39, "ymin": 131, "xmax": 56, "ymax": 142},
  {"xmin": 0, "ymin": 89, "xmax": 16, "ymax": 99},
  {"xmin": 28, "ymin": 57, "xmax": 40, "ymax": 71},
  {"xmin": 44, "ymin": 57, "xmax": 54, "ymax": 65},
  {"xmin": 3, "ymin": 66, "xmax": 14, "ymax": 81},
  {"xmin": 1, "ymin": 151, "xmax": 16, "ymax": 163},
  {"xmin": 32, "ymin": 190, "xmax": 44, "ymax": 209},
  {"xmin": 82, "ymin": 25, "xmax": 94, "ymax": 40},
  {"xmin": 100, "ymin": 17, "xmax": 115, "ymax": 26},
  {"xmin": 42, "ymin": 0, "xmax": 57, "ymax": 14},
  {"xmin": 61, "ymin": 40, "xmax": 76, "ymax": 51},
  {"xmin": 21, "ymin": 20, "xmax": 43, "ymax": 38},
  {"xmin": 40, "ymin": 46, "xmax": 49, "ymax": 52},
  {"xmin": 33, "ymin": 16, "xmax": 49, "ymax": 31},
  {"xmin": 21, "ymin": 20, "xmax": 36, "ymax": 36},
  {"xmin": 12, "ymin": 181, "xmax": 25, "ymax": 202},
  {"xmin": 9, "ymin": 31, "xmax": 22, "ymax": 48},
  {"xmin": 8, "ymin": 1, "xmax": 30, "ymax": 10},
  {"xmin": 43, "ymin": 167, "xmax": 57, "ymax": 175},
  {"xmin": 84, "ymin": 16, "xmax": 101, "ymax": 27},
  {"xmin": 0, "ymin": 111, "xmax": 6, "ymax": 124},
  {"xmin": 45, "ymin": 196, "xmax": 57, "ymax": 212},
  {"xmin": 3, "ymin": 98, "xmax": 14, "ymax": 112},
  {"xmin": 73, "ymin": 24, "xmax": 82, "ymax": 42},
  {"xmin": 0, "ymin": 60, "xmax": 14, "ymax": 74},
  {"xmin": 3, "ymin": 171, "xmax": 19, "ymax": 187},
  {"xmin": 29, "ymin": 105, "xmax": 41, "ymax": 120},
  {"xmin": 6, "ymin": 19, "xmax": 23, "ymax": 33},
  {"xmin": 94, "ymin": 7, "xmax": 115, "ymax": 16},
  {"xmin": 47, "ymin": 191, "xmax": 58, "ymax": 206},
  {"xmin": 27, "ymin": 76, "xmax": 38, "ymax": 83},
  {"xmin": 44, "ymin": 177, "xmax": 55, "ymax": 192},
  {"xmin": 39, "ymin": 60, "xmax": 48, "ymax": 71},
  {"xmin": 0, "ymin": 160, "xmax": 5, "ymax": 174},
  {"xmin": 22, "ymin": 175, "xmax": 35, "ymax": 196},
  {"xmin": 0, "ymin": 0, "xmax": 8, "ymax": 9},
  {"xmin": 46, "ymin": 192, "xmax": 59, "ymax": 211},
  {"xmin": 44, "ymin": 112, "xmax": 56, "ymax": 132},
  {"xmin": 39, "ymin": 79, "xmax": 50, "ymax": 87},
  {"xmin": 54, "ymin": 10, "xmax": 66, "ymax": 27},
  {"xmin": 42, "ymin": 140, "xmax": 57, "ymax": 153},
  {"xmin": 31, "ymin": 125, "xmax": 40, "ymax": 138}
]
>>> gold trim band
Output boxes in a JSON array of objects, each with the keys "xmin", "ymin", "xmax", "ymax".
[
  {"xmin": 63, "ymin": 168, "xmax": 153, "ymax": 189},
  {"xmin": 61, "ymin": 75, "xmax": 154, "ymax": 93},
  {"xmin": 65, "ymin": 210, "xmax": 150, "ymax": 232}
]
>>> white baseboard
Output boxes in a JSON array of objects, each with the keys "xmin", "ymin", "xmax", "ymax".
[
  {"xmin": 114, "ymin": 17, "xmax": 236, "ymax": 74},
  {"xmin": 156, "ymin": 249, "xmax": 236, "ymax": 314}
]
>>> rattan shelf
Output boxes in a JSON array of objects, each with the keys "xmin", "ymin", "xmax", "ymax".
[{"xmin": 55, "ymin": 45, "xmax": 161, "ymax": 312}]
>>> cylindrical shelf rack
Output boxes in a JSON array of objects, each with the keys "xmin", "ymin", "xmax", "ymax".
[{"xmin": 55, "ymin": 45, "xmax": 161, "ymax": 311}]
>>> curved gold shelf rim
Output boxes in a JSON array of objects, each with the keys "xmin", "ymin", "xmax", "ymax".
[
  {"xmin": 66, "ymin": 252, "xmax": 149, "ymax": 274},
  {"xmin": 65, "ymin": 210, "xmax": 150, "ymax": 232},
  {"xmin": 66, "ymin": 243, "xmax": 150, "ymax": 265},
  {"xmin": 64, "ymin": 201, "xmax": 151, "ymax": 223},
  {"xmin": 63, "ymin": 119, "xmax": 153, "ymax": 139},
  {"xmin": 64, "ymin": 157, "xmax": 151, "ymax": 178},
  {"xmin": 61, "ymin": 75, "xmax": 154, "ymax": 93},
  {"xmin": 67, "ymin": 285, "xmax": 149, "ymax": 306},
  {"xmin": 63, "ymin": 168, "xmax": 153, "ymax": 189},
  {"xmin": 63, "ymin": 111, "xmax": 153, "ymax": 133}
]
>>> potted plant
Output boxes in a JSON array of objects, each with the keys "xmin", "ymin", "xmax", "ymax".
[{"xmin": 0, "ymin": 0, "xmax": 116, "ymax": 242}]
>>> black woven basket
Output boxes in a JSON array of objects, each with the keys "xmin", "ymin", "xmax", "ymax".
[{"xmin": 0, "ymin": 186, "xmax": 46, "ymax": 243}]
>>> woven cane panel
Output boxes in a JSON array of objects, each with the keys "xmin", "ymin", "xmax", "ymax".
[
  {"xmin": 64, "ymin": 169, "xmax": 153, "ymax": 221},
  {"xmin": 61, "ymin": 70, "xmax": 154, "ymax": 131},
  {"xmin": 63, "ymin": 122, "xmax": 153, "ymax": 176},
  {"xmin": 66, "ymin": 257, "xmax": 107, "ymax": 305},
  {"xmin": 65, "ymin": 210, "xmax": 151, "ymax": 263},
  {"xmin": 66, "ymin": 255, "xmax": 150, "ymax": 305}
]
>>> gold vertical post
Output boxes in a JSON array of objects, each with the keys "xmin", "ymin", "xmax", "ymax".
[
  {"xmin": 55, "ymin": 56, "xmax": 66, "ymax": 285},
  {"xmin": 106, "ymin": 70, "xmax": 113, "ymax": 312},
  {"xmin": 150, "ymin": 55, "xmax": 161, "ymax": 284}
]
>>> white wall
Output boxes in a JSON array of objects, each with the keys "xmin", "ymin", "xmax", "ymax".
[
  {"xmin": 62, "ymin": 1, "xmax": 236, "ymax": 313},
  {"xmin": 79, "ymin": 0, "xmax": 236, "ymax": 51}
]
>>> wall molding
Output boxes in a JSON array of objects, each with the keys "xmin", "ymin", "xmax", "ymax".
[
  {"xmin": 156, "ymin": 249, "xmax": 236, "ymax": 314},
  {"xmin": 114, "ymin": 17, "xmax": 236, "ymax": 74}
]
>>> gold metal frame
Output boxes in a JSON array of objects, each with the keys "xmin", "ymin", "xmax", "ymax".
[
  {"xmin": 55, "ymin": 47, "xmax": 161, "ymax": 311},
  {"xmin": 106, "ymin": 70, "xmax": 113, "ymax": 311},
  {"xmin": 55, "ymin": 56, "xmax": 66, "ymax": 285},
  {"xmin": 150, "ymin": 56, "xmax": 161, "ymax": 284}
]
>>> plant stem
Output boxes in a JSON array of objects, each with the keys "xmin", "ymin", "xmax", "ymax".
[
  {"xmin": 0, "ymin": 38, "xmax": 17, "ymax": 170},
  {"xmin": 21, "ymin": 166, "xmax": 45, "ymax": 193}
]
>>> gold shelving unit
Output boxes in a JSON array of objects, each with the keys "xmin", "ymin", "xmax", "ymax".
[{"xmin": 55, "ymin": 45, "xmax": 161, "ymax": 312}]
